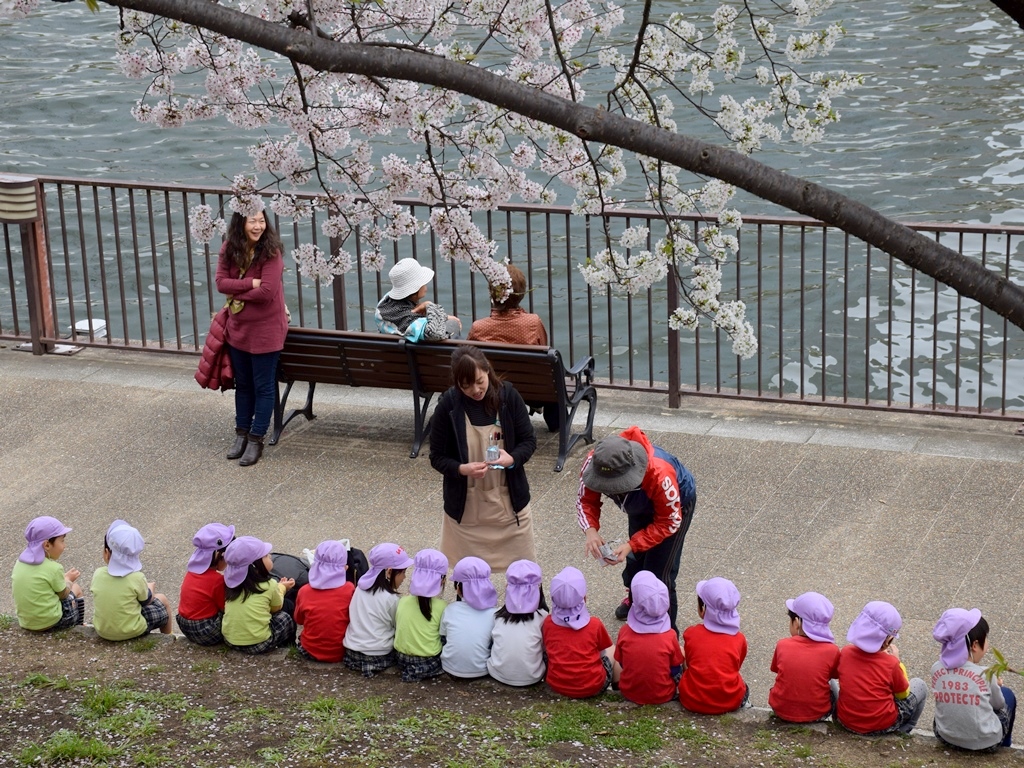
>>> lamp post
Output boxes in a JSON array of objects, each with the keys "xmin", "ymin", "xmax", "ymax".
[{"xmin": 0, "ymin": 173, "xmax": 55, "ymax": 354}]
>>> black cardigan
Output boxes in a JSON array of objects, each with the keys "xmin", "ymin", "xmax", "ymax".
[{"xmin": 428, "ymin": 381, "xmax": 537, "ymax": 524}]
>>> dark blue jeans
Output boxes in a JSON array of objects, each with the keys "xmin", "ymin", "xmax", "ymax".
[{"xmin": 227, "ymin": 346, "xmax": 280, "ymax": 438}]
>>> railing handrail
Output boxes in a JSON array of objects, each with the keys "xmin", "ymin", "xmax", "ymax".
[{"xmin": 4, "ymin": 174, "xmax": 1023, "ymax": 421}]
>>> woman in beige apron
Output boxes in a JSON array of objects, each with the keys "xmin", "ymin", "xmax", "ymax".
[{"xmin": 429, "ymin": 346, "xmax": 537, "ymax": 572}]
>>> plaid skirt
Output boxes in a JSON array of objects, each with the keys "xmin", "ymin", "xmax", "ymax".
[
  {"xmin": 343, "ymin": 649, "xmax": 396, "ymax": 677},
  {"xmin": 176, "ymin": 613, "xmax": 224, "ymax": 646},
  {"xmin": 225, "ymin": 611, "xmax": 295, "ymax": 655},
  {"xmin": 397, "ymin": 652, "xmax": 443, "ymax": 683}
]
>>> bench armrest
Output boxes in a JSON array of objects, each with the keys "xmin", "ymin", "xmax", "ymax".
[{"xmin": 564, "ymin": 355, "xmax": 595, "ymax": 389}]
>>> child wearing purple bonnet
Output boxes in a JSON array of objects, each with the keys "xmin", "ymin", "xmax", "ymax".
[
  {"xmin": 343, "ymin": 542, "xmax": 413, "ymax": 677},
  {"xmin": 677, "ymin": 577, "xmax": 749, "ymax": 714},
  {"xmin": 613, "ymin": 571, "xmax": 684, "ymax": 705},
  {"xmin": 11, "ymin": 516, "xmax": 85, "ymax": 632},
  {"xmin": 176, "ymin": 522, "xmax": 234, "ymax": 646},
  {"xmin": 835, "ymin": 600, "xmax": 927, "ymax": 735},
  {"xmin": 768, "ymin": 591, "xmax": 841, "ymax": 723},
  {"xmin": 542, "ymin": 567, "xmax": 614, "ymax": 698},
  {"xmin": 440, "ymin": 556, "xmax": 498, "ymax": 679},
  {"xmin": 931, "ymin": 607, "xmax": 1016, "ymax": 750},
  {"xmin": 294, "ymin": 540, "xmax": 355, "ymax": 663},
  {"xmin": 487, "ymin": 559, "xmax": 549, "ymax": 687},
  {"xmin": 394, "ymin": 548, "xmax": 449, "ymax": 682}
]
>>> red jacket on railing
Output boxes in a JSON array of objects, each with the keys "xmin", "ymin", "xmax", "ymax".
[{"xmin": 195, "ymin": 307, "xmax": 234, "ymax": 391}]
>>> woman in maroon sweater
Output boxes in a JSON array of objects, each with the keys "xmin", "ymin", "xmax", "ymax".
[{"xmin": 215, "ymin": 211, "xmax": 288, "ymax": 467}]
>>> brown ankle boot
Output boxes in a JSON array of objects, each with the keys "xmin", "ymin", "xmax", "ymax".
[
  {"xmin": 226, "ymin": 428, "xmax": 248, "ymax": 460},
  {"xmin": 238, "ymin": 433, "xmax": 265, "ymax": 467}
]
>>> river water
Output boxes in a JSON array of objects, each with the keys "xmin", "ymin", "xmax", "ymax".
[
  {"xmin": 1, "ymin": 1, "xmax": 1023, "ymax": 408},
  {"xmin": 1, "ymin": 0, "xmax": 1022, "ymax": 223}
]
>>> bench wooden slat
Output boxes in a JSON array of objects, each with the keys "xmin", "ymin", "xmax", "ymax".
[{"xmin": 271, "ymin": 329, "xmax": 596, "ymax": 471}]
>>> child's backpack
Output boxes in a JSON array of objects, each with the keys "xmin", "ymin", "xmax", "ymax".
[
  {"xmin": 270, "ymin": 552, "xmax": 310, "ymax": 589},
  {"xmin": 345, "ymin": 545, "xmax": 369, "ymax": 586},
  {"xmin": 271, "ymin": 542, "xmax": 368, "ymax": 587}
]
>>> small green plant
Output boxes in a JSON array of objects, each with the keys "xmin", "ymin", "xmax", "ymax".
[
  {"xmin": 81, "ymin": 684, "xmax": 130, "ymax": 717},
  {"xmin": 984, "ymin": 648, "xmax": 1021, "ymax": 683},
  {"xmin": 0, "ymin": 613, "xmax": 14, "ymax": 630},
  {"xmin": 184, "ymin": 705, "xmax": 217, "ymax": 724},
  {"xmin": 792, "ymin": 743, "xmax": 813, "ymax": 759},
  {"xmin": 17, "ymin": 729, "xmax": 119, "ymax": 764},
  {"xmin": 129, "ymin": 635, "xmax": 160, "ymax": 652}
]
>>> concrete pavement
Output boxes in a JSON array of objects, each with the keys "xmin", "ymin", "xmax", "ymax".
[{"xmin": 3, "ymin": 343, "xmax": 1024, "ymax": 717}]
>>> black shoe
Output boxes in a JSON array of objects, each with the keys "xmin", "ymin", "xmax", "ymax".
[
  {"xmin": 614, "ymin": 591, "xmax": 631, "ymax": 621},
  {"xmin": 226, "ymin": 428, "xmax": 248, "ymax": 460}
]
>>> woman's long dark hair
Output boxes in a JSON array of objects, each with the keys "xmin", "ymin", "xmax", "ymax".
[
  {"xmin": 225, "ymin": 557, "xmax": 273, "ymax": 603},
  {"xmin": 451, "ymin": 346, "xmax": 501, "ymax": 415},
  {"xmin": 224, "ymin": 211, "xmax": 283, "ymax": 270}
]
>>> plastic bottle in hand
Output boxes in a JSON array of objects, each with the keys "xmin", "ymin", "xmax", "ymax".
[{"xmin": 486, "ymin": 420, "xmax": 500, "ymax": 463}]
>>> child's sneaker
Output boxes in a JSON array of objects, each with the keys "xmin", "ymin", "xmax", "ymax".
[{"xmin": 614, "ymin": 589, "xmax": 631, "ymax": 620}]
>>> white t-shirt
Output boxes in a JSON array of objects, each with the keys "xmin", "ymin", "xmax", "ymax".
[
  {"xmin": 440, "ymin": 601, "xmax": 495, "ymax": 678},
  {"xmin": 343, "ymin": 588, "xmax": 399, "ymax": 656},
  {"xmin": 487, "ymin": 609, "xmax": 548, "ymax": 686}
]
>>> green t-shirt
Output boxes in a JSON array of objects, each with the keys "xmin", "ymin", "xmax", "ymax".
[
  {"xmin": 90, "ymin": 567, "xmax": 149, "ymax": 641},
  {"xmin": 11, "ymin": 558, "xmax": 66, "ymax": 631},
  {"xmin": 222, "ymin": 579, "xmax": 283, "ymax": 647},
  {"xmin": 394, "ymin": 595, "xmax": 447, "ymax": 657}
]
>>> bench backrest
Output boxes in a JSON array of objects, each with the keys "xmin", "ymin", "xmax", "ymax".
[
  {"xmin": 278, "ymin": 328, "xmax": 413, "ymax": 391},
  {"xmin": 408, "ymin": 339, "xmax": 567, "ymax": 402}
]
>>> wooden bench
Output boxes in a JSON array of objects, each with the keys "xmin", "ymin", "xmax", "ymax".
[{"xmin": 271, "ymin": 329, "xmax": 597, "ymax": 472}]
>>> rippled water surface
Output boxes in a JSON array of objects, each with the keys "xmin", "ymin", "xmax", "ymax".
[{"xmin": 1, "ymin": 1, "xmax": 1022, "ymax": 223}]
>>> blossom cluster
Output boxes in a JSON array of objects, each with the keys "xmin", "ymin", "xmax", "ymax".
[{"xmin": 3, "ymin": 0, "xmax": 863, "ymax": 358}]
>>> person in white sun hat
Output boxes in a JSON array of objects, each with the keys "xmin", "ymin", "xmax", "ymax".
[{"xmin": 375, "ymin": 257, "xmax": 462, "ymax": 341}]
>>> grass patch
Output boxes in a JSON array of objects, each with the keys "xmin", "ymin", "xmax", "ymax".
[
  {"xmin": 129, "ymin": 635, "xmax": 161, "ymax": 652},
  {"xmin": 0, "ymin": 614, "xmax": 14, "ymax": 630},
  {"xmin": 82, "ymin": 684, "xmax": 131, "ymax": 717},
  {"xmin": 520, "ymin": 700, "xmax": 661, "ymax": 751},
  {"xmin": 17, "ymin": 729, "xmax": 120, "ymax": 764},
  {"xmin": 191, "ymin": 659, "xmax": 221, "ymax": 675},
  {"xmin": 600, "ymin": 714, "xmax": 664, "ymax": 751},
  {"xmin": 184, "ymin": 705, "xmax": 217, "ymax": 724},
  {"xmin": 671, "ymin": 720, "xmax": 724, "ymax": 749}
]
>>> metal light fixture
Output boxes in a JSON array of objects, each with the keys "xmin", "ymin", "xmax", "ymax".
[{"xmin": 0, "ymin": 173, "xmax": 42, "ymax": 224}]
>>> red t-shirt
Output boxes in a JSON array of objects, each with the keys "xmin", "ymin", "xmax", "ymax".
[
  {"xmin": 177, "ymin": 569, "xmax": 226, "ymax": 621},
  {"xmin": 769, "ymin": 635, "xmax": 841, "ymax": 722},
  {"xmin": 677, "ymin": 624, "xmax": 748, "ymax": 714},
  {"xmin": 615, "ymin": 625, "xmax": 684, "ymax": 705},
  {"xmin": 542, "ymin": 615, "xmax": 613, "ymax": 698},
  {"xmin": 836, "ymin": 645, "xmax": 910, "ymax": 733},
  {"xmin": 293, "ymin": 582, "xmax": 355, "ymax": 663}
]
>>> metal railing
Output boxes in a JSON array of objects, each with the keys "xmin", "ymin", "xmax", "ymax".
[{"xmin": 3, "ymin": 175, "xmax": 1024, "ymax": 419}]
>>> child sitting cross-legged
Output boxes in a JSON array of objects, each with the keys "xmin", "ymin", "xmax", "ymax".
[
  {"xmin": 294, "ymin": 540, "xmax": 355, "ymax": 663},
  {"xmin": 768, "ymin": 591, "xmax": 841, "ymax": 723},
  {"xmin": 542, "ymin": 566, "xmax": 614, "ymax": 699},
  {"xmin": 487, "ymin": 559, "xmax": 548, "ymax": 687},
  {"xmin": 176, "ymin": 523, "xmax": 234, "ymax": 646},
  {"xmin": 440, "ymin": 556, "xmax": 497, "ymax": 679},
  {"xmin": 394, "ymin": 548, "xmax": 449, "ymax": 682},
  {"xmin": 343, "ymin": 542, "xmax": 413, "ymax": 677},
  {"xmin": 221, "ymin": 536, "xmax": 296, "ymax": 654},
  {"xmin": 12, "ymin": 516, "xmax": 85, "ymax": 632},
  {"xmin": 91, "ymin": 520, "xmax": 172, "ymax": 641},
  {"xmin": 614, "ymin": 571, "xmax": 684, "ymax": 705},
  {"xmin": 931, "ymin": 607, "xmax": 1016, "ymax": 750},
  {"xmin": 678, "ymin": 577, "xmax": 749, "ymax": 714},
  {"xmin": 835, "ymin": 601, "xmax": 927, "ymax": 735}
]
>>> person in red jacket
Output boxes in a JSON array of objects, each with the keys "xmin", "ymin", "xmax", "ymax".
[
  {"xmin": 215, "ymin": 209, "xmax": 289, "ymax": 467},
  {"xmin": 576, "ymin": 427, "xmax": 696, "ymax": 631}
]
